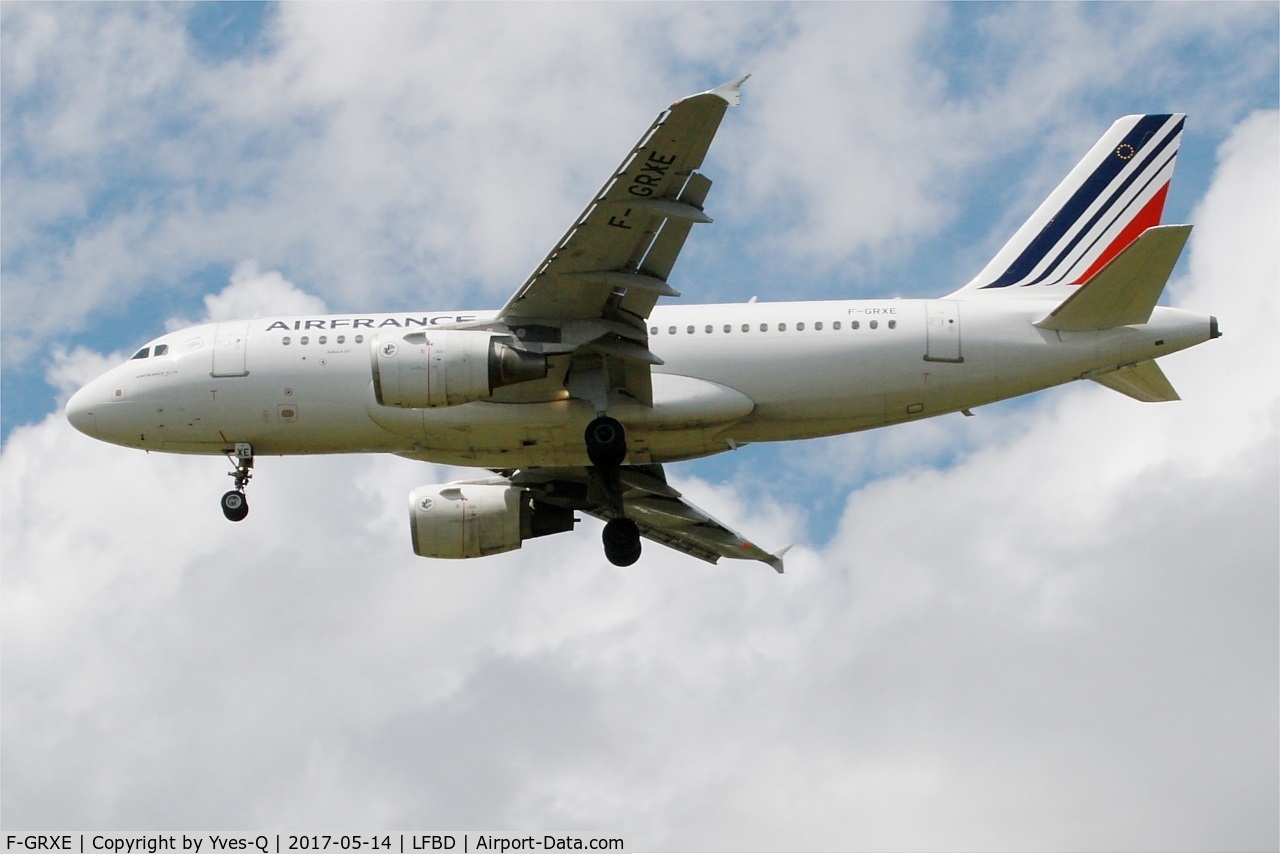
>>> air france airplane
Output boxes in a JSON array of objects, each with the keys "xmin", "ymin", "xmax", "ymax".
[{"xmin": 66, "ymin": 77, "xmax": 1219, "ymax": 571}]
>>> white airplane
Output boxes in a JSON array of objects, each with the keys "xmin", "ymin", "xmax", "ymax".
[{"xmin": 66, "ymin": 77, "xmax": 1219, "ymax": 571}]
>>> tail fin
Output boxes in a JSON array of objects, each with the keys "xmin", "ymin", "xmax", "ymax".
[{"xmin": 950, "ymin": 114, "xmax": 1185, "ymax": 297}]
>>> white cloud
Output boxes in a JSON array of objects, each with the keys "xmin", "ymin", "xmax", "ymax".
[
  {"xmin": 44, "ymin": 346, "xmax": 128, "ymax": 401},
  {"xmin": 2, "ymin": 4, "xmax": 1277, "ymax": 846},
  {"xmin": 4, "ymin": 109, "xmax": 1277, "ymax": 846},
  {"xmin": 168, "ymin": 260, "xmax": 329, "ymax": 329},
  {"xmin": 716, "ymin": 6, "xmax": 1089, "ymax": 273}
]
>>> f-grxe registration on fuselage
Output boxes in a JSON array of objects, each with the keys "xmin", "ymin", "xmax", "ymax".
[{"xmin": 67, "ymin": 77, "xmax": 1219, "ymax": 571}]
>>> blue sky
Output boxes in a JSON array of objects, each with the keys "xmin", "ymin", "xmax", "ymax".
[
  {"xmin": 3, "ymin": 2, "xmax": 1278, "ymax": 845},
  {"xmin": 4, "ymin": 3, "xmax": 1273, "ymax": 438}
]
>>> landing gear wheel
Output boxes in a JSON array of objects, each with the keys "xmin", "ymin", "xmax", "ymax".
[
  {"xmin": 221, "ymin": 490, "xmax": 249, "ymax": 522},
  {"xmin": 602, "ymin": 517, "xmax": 642, "ymax": 567},
  {"xmin": 584, "ymin": 416, "xmax": 627, "ymax": 469}
]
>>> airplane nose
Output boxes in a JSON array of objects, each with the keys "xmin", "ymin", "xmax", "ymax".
[{"xmin": 65, "ymin": 384, "xmax": 99, "ymax": 437}]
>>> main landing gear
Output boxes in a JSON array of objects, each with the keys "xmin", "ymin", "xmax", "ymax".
[
  {"xmin": 585, "ymin": 416, "xmax": 641, "ymax": 567},
  {"xmin": 220, "ymin": 442, "xmax": 253, "ymax": 522},
  {"xmin": 585, "ymin": 416, "xmax": 627, "ymax": 469},
  {"xmin": 602, "ymin": 517, "xmax": 642, "ymax": 567}
]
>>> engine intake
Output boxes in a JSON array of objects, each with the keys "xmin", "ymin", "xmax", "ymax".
[
  {"xmin": 372, "ymin": 330, "xmax": 547, "ymax": 408},
  {"xmin": 408, "ymin": 483, "xmax": 575, "ymax": 559}
]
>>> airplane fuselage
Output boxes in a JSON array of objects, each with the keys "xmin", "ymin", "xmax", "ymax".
[{"xmin": 66, "ymin": 296, "xmax": 1215, "ymax": 468}]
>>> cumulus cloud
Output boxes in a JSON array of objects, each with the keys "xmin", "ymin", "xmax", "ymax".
[
  {"xmin": 2, "ymin": 4, "xmax": 1277, "ymax": 848},
  {"xmin": 166, "ymin": 260, "xmax": 330, "ymax": 330},
  {"xmin": 4, "ymin": 105, "xmax": 1277, "ymax": 849},
  {"xmin": 44, "ymin": 346, "xmax": 128, "ymax": 401},
  {"xmin": 716, "ymin": 2, "xmax": 1278, "ymax": 289}
]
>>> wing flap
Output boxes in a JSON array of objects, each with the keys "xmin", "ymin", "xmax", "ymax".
[
  {"xmin": 566, "ymin": 271, "xmax": 681, "ymax": 298},
  {"xmin": 619, "ymin": 173, "xmax": 712, "ymax": 320}
]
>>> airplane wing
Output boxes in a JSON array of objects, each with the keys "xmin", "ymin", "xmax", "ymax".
[
  {"xmin": 507, "ymin": 464, "xmax": 788, "ymax": 573},
  {"xmin": 490, "ymin": 76, "xmax": 749, "ymax": 407}
]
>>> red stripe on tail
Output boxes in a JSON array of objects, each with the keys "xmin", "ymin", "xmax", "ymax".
[{"xmin": 1073, "ymin": 182, "xmax": 1170, "ymax": 284}]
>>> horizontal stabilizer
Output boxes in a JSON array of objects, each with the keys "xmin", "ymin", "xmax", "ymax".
[
  {"xmin": 1090, "ymin": 360, "xmax": 1181, "ymax": 402},
  {"xmin": 1036, "ymin": 225, "xmax": 1191, "ymax": 332}
]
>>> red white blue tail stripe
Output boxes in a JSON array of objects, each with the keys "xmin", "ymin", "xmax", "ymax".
[{"xmin": 955, "ymin": 114, "xmax": 1185, "ymax": 294}]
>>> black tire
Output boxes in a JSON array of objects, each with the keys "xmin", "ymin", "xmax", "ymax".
[
  {"xmin": 221, "ymin": 490, "xmax": 249, "ymax": 522},
  {"xmin": 584, "ymin": 416, "xmax": 627, "ymax": 469},
  {"xmin": 602, "ymin": 517, "xmax": 642, "ymax": 567}
]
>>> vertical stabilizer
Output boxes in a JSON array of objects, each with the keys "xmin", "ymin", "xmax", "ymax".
[{"xmin": 951, "ymin": 114, "xmax": 1185, "ymax": 297}]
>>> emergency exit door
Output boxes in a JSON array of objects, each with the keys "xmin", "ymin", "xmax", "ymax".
[{"xmin": 924, "ymin": 301, "xmax": 963, "ymax": 363}]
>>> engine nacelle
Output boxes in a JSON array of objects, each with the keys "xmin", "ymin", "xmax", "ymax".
[
  {"xmin": 408, "ymin": 483, "xmax": 576, "ymax": 559},
  {"xmin": 372, "ymin": 330, "xmax": 547, "ymax": 408}
]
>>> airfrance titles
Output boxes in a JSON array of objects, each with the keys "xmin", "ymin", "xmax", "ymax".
[{"xmin": 264, "ymin": 315, "xmax": 480, "ymax": 332}]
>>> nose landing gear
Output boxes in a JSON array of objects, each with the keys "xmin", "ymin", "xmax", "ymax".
[{"xmin": 221, "ymin": 442, "xmax": 253, "ymax": 522}]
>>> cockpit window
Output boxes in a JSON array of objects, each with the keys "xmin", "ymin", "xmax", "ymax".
[
  {"xmin": 153, "ymin": 344, "xmax": 169, "ymax": 356},
  {"xmin": 131, "ymin": 347, "xmax": 150, "ymax": 360}
]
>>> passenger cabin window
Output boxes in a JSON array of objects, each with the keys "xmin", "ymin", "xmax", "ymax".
[{"xmin": 131, "ymin": 347, "xmax": 150, "ymax": 360}]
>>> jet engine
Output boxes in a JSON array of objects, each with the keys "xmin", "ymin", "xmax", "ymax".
[
  {"xmin": 408, "ymin": 482, "xmax": 576, "ymax": 559},
  {"xmin": 372, "ymin": 330, "xmax": 547, "ymax": 408}
]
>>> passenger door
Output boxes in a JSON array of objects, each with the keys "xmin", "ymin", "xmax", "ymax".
[{"xmin": 211, "ymin": 322, "xmax": 250, "ymax": 377}]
